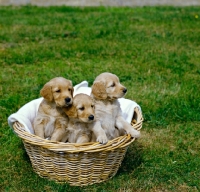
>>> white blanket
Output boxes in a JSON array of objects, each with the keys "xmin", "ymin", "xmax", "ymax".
[{"xmin": 8, "ymin": 81, "xmax": 141, "ymax": 134}]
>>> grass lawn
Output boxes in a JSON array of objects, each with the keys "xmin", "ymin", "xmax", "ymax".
[{"xmin": 0, "ymin": 5, "xmax": 199, "ymax": 192}]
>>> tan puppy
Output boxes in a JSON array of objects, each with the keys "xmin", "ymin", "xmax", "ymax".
[
  {"xmin": 33, "ymin": 77, "xmax": 73, "ymax": 141},
  {"xmin": 91, "ymin": 72, "xmax": 140, "ymax": 140},
  {"xmin": 63, "ymin": 94, "xmax": 108, "ymax": 144}
]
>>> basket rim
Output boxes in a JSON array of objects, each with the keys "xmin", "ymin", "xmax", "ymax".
[{"xmin": 13, "ymin": 107, "xmax": 143, "ymax": 153}]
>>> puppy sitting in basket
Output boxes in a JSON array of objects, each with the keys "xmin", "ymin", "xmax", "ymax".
[
  {"xmin": 91, "ymin": 72, "xmax": 141, "ymax": 140},
  {"xmin": 63, "ymin": 93, "xmax": 108, "ymax": 144},
  {"xmin": 33, "ymin": 77, "xmax": 73, "ymax": 142}
]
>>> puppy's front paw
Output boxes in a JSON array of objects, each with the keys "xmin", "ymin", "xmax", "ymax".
[
  {"xmin": 96, "ymin": 135, "xmax": 108, "ymax": 144},
  {"xmin": 129, "ymin": 129, "xmax": 141, "ymax": 138}
]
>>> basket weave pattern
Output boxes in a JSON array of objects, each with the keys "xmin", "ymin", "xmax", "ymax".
[{"xmin": 13, "ymin": 107, "xmax": 143, "ymax": 186}]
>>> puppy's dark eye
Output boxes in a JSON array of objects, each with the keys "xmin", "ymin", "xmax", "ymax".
[
  {"xmin": 110, "ymin": 83, "xmax": 115, "ymax": 87},
  {"xmin": 91, "ymin": 105, "xmax": 94, "ymax": 108},
  {"xmin": 56, "ymin": 90, "xmax": 61, "ymax": 93},
  {"xmin": 68, "ymin": 88, "xmax": 71, "ymax": 91},
  {"xmin": 79, "ymin": 107, "xmax": 84, "ymax": 111}
]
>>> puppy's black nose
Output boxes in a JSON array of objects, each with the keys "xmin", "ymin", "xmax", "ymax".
[
  {"xmin": 88, "ymin": 115, "xmax": 94, "ymax": 120},
  {"xmin": 65, "ymin": 97, "xmax": 71, "ymax": 103},
  {"xmin": 123, "ymin": 88, "xmax": 127, "ymax": 93}
]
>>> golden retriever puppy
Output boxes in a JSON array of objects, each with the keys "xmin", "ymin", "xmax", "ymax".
[
  {"xmin": 33, "ymin": 77, "xmax": 73, "ymax": 141},
  {"xmin": 63, "ymin": 94, "xmax": 108, "ymax": 144},
  {"xmin": 91, "ymin": 72, "xmax": 140, "ymax": 140}
]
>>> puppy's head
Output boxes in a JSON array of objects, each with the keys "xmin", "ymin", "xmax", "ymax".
[
  {"xmin": 91, "ymin": 72, "xmax": 127, "ymax": 100},
  {"xmin": 64, "ymin": 94, "xmax": 95, "ymax": 123},
  {"xmin": 40, "ymin": 77, "xmax": 73, "ymax": 107}
]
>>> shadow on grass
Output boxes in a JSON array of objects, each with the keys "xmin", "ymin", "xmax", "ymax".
[
  {"xmin": 19, "ymin": 142, "xmax": 32, "ymax": 164},
  {"xmin": 116, "ymin": 140, "xmax": 143, "ymax": 176}
]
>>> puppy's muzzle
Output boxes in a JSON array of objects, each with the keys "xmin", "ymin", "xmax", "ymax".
[
  {"xmin": 65, "ymin": 97, "xmax": 71, "ymax": 105},
  {"xmin": 88, "ymin": 115, "xmax": 94, "ymax": 121}
]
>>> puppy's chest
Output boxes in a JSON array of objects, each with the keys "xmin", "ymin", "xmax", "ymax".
[
  {"xmin": 68, "ymin": 122, "xmax": 91, "ymax": 134},
  {"xmin": 95, "ymin": 101, "xmax": 119, "ymax": 139},
  {"xmin": 40, "ymin": 103, "xmax": 66, "ymax": 117},
  {"xmin": 95, "ymin": 101, "xmax": 119, "ymax": 119}
]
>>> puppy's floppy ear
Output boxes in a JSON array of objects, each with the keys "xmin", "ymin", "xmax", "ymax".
[
  {"xmin": 40, "ymin": 82, "xmax": 53, "ymax": 101},
  {"xmin": 64, "ymin": 105, "xmax": 77, "ymax": 118},
  {"xmin": 68, "ymin": 80, "xmax": 74, "ymax": 97},
  {"xmin": 91, "ymin": 81, "xmax": 107, "ymax": 100},
  {"xmin": 71, "ymin": 87, "xmax": 74, "ymax": 97}
]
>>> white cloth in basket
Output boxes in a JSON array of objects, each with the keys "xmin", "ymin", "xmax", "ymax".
[{"xmin": 8, "ymin": 81, "xmax": 141, "ymax": 134}]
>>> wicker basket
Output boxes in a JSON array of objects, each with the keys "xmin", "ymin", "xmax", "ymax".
[{"xmin": 13, "ymin": 107, "xmax": 143, "ymax": 186}]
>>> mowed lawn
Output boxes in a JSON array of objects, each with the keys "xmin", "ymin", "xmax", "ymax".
[{"xmin": 0, "ymin": 5, "xmax": 199, "ymax": 192}]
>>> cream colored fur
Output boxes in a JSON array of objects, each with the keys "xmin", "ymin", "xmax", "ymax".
[
  {"xmin": 63, "ymin": 94, "xmax": 108, "ymax": 144},
  {"xmin": 33, "ymin": 77, "xmax": 73, "ymax": 141},
  {"xmin": 91, "ymin": 72, "xmax": 140, "ymax": 140}
]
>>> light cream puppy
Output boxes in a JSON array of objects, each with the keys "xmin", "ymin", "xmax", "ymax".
[
  {"xmin": 33, "ymin": 77, "xmax": 73, "ymax": 141},
  {"xmin": 91, "ymin": 72, "xmax": 140, "ymax": 140},
  {"xmin": 63, "ymin": 94, "xmax": 108, "ymax": 144}
]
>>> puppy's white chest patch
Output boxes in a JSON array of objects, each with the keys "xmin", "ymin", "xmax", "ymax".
[{"xmin": 95, "ymin": 100, "xmax": 120, "ymax": 139}]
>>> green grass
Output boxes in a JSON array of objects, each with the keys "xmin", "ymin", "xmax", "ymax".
[{"xmin": 0, "ymin": 5, "xmax": 199, "ymax": 192}]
